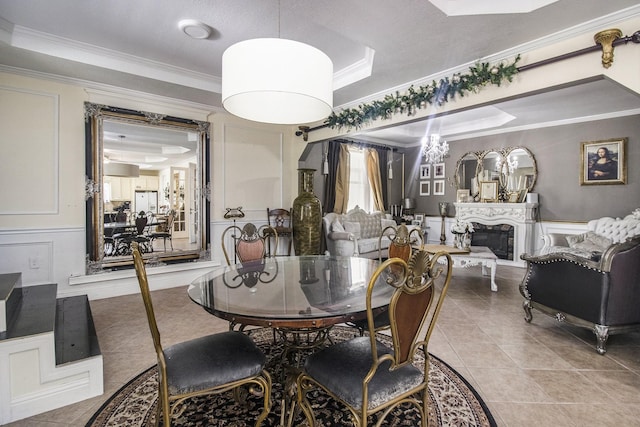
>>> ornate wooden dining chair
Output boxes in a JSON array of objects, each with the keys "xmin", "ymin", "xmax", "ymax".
[
  {"xmin": 295, "ymin": 249, "xmax": 453, "ymax": 427},
  {"xmin": 350, "ymin": 223, "xmax": 424, "ymax": 336},
  {"xmin": 222, "ymin": 223, "xmax": 278, "ymax": 266},
  {"xmin": 131, "ymin": 242, "xmax": 272, "ymax": 427},
  {"xmin": 149, "ymin": 210, "xmax": 175, "ymax": 252},
  {"xmin": 133, "ymin": 213, "xmax": 152, "ymax": 252},
  {"xmin": 266, "ymin": 208, "xmax": 293, "ymax": 255},
  {"xmin": 378, "ymin": 223, "xmax": 424, "ymax": 262}
]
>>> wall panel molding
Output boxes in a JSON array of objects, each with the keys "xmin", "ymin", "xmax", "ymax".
[
  {"xmin": 0, "ymin": 86, "xmax": 59, "ymax": 215},
  {"xmin": 221, "ymin": 124, "xmax": 284, "ymax": 219}
]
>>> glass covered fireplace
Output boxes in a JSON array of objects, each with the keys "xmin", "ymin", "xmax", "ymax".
[
  {"xmin": 471, "ymin": 223, "xmax": 515, "ymax": 260},
  {"xmin": 454, "ymin": 202, "xmax": 538, "ymax": 267}
]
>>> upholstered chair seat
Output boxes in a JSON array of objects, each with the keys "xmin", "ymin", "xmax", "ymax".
[
  {"xmin": 164, "ymin": 332, "xmax": 266, "ymax": 396},
  {"xmin": 303, "ymin": 336, "xmax": 423, "ymax": 409}
]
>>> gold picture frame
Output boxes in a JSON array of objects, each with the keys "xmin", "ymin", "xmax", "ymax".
[
  {"xmin": 580, "ymin": 137, "xmax": 627, "ymax": 185},
  {"xmin": 456, "ymin": 189, "xmax": 470, "ymax": 202},
  {"xmin": 480, "ymin": 181, "xmax": 498, "ymax": 202}
]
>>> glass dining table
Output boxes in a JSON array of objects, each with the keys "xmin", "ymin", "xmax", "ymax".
[
  {"xmin": 187, "ymin": 255, "xmax": 392, "ymax": 330},
  {"xmin": 188, "ymin": 255, "xmax": 394, "ymax": 425}
]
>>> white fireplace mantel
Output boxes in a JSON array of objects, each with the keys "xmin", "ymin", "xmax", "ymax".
[{"xmin": 454, "ymin": 202, "xmax": 538, "ymax": 267}]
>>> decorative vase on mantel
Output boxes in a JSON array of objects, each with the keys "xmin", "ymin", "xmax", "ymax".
[{"xmin": 292, "ymin": 168, "xmax": 322, "ymax": 255}]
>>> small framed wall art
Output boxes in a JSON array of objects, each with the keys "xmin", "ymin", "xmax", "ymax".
[
  {"xmin": 419, "ymin": 181, "xmax": 430, "ymax": 196},
  {"xmin": 419, "ymin": 164, "xmax": 431, "ymax": 180},
  {"xmin": 434, "ymin": 163, "xmax": 445, "ymax": 179},
  {"xmin": 433, "ymin": 180, "xmax": 445, "ymax": 195}
]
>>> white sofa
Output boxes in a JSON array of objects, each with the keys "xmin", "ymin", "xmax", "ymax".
[
  {"xmin": 541, "ymin": 210, "xmax": 640, "ymax": 261},
  {"xmin": 322, "ymin": 206, "xmax": 420, "ymax": 259}
]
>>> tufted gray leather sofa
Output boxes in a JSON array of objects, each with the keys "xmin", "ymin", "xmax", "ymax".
[{"xmin": 520, "ymin": 211, "xmax": 640, "ymax": 354}]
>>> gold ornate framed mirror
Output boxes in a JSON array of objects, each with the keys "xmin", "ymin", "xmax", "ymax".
[
  {"xmin": 456, "ymin": 147, "xmax": 537, "ymax": 202},
  {"xmin": 454, "ymin": 151, "xmax": 481, "ymax": 200},
  {"xmin": 500, "ymin": 147, "xmax": 537, "ymax": 193}
]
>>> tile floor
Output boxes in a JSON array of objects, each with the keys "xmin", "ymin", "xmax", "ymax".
[{"xmin": 6, "ymin": 263, "xmax": 640, "ymax": 426}]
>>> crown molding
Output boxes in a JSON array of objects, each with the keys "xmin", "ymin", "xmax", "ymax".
[
  {"xmin": 445, "ymin": 108, "xmax": 640, "ymax": 142},
  {"xmin": 333, "ymin": 46, "xmax": 375, "ymax": 91},
  {"xmin": 9, "ymin": 25, "xmax": 222, "ymax": 92},
  {"xmin": 0, "ymin": 64, "xmax": 222, "ymax": 117},
  {"xmin": 335, "ymin": 5, "xmax": 640, "ymax": 111}
]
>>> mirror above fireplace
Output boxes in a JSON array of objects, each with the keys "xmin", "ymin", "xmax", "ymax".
[{"xmin": 455, "ymin": 147, "xmax": 537, "ymax": 202}]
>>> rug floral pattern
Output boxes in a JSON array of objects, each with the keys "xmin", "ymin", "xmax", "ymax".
[{"xmin": 87, "ymin": 326, "xmax": 495, "ymax": 426}]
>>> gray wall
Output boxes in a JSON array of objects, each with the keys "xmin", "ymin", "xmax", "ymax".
[{"xmin": 301, "ymin": 114, "xmax": 639, "ymax": 222}]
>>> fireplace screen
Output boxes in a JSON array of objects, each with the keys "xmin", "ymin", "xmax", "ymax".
[{"xmin": 470, "ymin": 223, "xmax": 514, "ymax": 260}]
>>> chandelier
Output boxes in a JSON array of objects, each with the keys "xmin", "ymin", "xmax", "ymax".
[{"xmin": 422, "ymin": 134, "xmax": 449, "ymax": 164}]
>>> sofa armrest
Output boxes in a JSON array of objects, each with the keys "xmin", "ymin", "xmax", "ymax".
[
  {"xmin": 326, "ymin": 231, "xmax": 358, "ymax": 256},
  {"xmin": 328, "ymin": 231, "xmax": 355, "ymax": 241},
  {"xmin": 542, "ymin": 233, "xmax": 571, "ymax": 249}
]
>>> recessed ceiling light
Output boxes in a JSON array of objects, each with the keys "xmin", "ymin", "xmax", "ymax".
[{"xmin": 178, "ymin": 19, "xmax": 212, "ymax": 39}]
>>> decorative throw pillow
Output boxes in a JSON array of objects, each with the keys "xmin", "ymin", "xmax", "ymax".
[
  {"xmin": 343, "ymin": 221, "xmax": 361, "ymax": 239},
  {"xmin": 568, "ymin": 231, "xmax": 612, "ymax": 253},
  {"xmin": 331, "ymin": 220, "xmax": 345, "ymax": 233},
  {"xmin": 566, "ymin": 233, "xmax": 584, "ymax": 246},
  {"xmin": 584, "ymin": 231, "xmax": 613, "ymax": 249}
]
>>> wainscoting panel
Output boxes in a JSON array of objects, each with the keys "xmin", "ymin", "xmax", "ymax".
[
  {"xmin": 0, "ymin": 242, "xmax": 53, "ymax": 285},
  {"xmin": 0, "ymin": 228, "xmax": 86, "ymax": 289}
]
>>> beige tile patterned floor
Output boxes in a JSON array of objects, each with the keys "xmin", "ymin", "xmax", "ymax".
[{"xmin": 6, "ymin": 264, "xmax": 640, "ymax": 426}]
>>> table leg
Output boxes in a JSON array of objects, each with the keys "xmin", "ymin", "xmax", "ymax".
[{"xmin": 482, "ymin": 260, "xmax": 498, "ymax": 292}]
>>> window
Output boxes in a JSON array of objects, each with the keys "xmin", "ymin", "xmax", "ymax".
[{"xmin": 346, "ymin": 147, "xmax": 375, "ymax": 212}]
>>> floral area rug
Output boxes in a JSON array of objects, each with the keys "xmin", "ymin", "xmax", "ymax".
[{"xmin": 86, "ymin": 326, "xmax": 495, "ymax": 426}]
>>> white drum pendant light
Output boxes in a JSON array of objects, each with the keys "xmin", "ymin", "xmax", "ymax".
[{"xmin": 222, "ymin": 38, "xmax": 333, "ymax": 125}]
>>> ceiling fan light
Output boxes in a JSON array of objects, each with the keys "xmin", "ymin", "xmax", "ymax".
[
  {"xmin": 104, "ymin": 162, "xmax": 140, "ymax": 177},
  {"xmin": 222, "ymin": 38, "xmax": 333, "ymax": 125}
]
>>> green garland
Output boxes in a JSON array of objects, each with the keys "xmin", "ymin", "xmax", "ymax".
[{"xmin": 325, "ymin": 55, "xmax": 521, "ymax": 131}]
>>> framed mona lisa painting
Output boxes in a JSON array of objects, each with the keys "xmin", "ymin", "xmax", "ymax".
[{"xmin": 580, "ymin": 137, "xmax": 627, "ymax": 185}]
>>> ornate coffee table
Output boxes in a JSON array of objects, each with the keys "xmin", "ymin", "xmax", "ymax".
[{"xmin": 423, "ymin": 244, "xmax": 498, "ymax": 291}]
